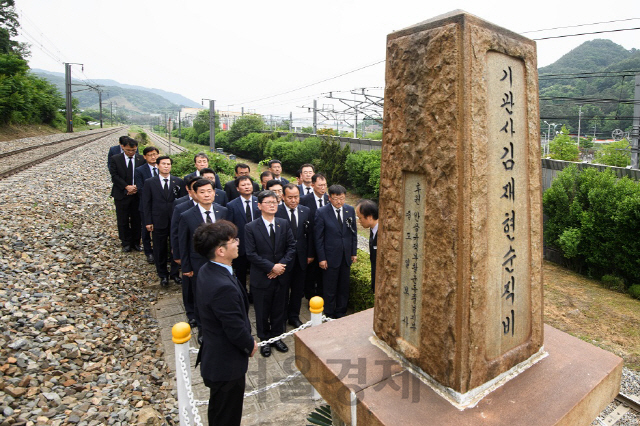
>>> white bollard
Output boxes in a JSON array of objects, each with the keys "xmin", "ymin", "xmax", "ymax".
[
  {"xmin": 173, "ymin": 322, "xmax": 194, "ymax": 426},
  {"xmin": 309, "ymin": 296, "xmax": 324, "ymax": 401}
]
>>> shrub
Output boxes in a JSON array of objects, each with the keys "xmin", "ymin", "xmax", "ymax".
[
  {"xmin": 601, "ymin": 275, "xmax": 625, "ymax": 292},
  {"xmin": 169, "ymin": 148, "xmax": 235, "ymax": 179},
  {"xmin": 228, "ymin": 115, "xmax": 264, "ymax": 142},
  {"xmin": 543, "ymin": 164, "xmax": 640, "ymax": 287},
  {"xmin": 314, "ymin": 138, "xmax": 351, "ymax": 186},
  {"xmin": 549, "ymin": 126, "xmax": 579, "ymax": 161},
  {"xmin": 348, "ymin": 249, "xmax": 375, "ymax": 312},
  {"xmin": 198, "ymin": 130, "xmax": 210, "ymax": 146},
  {"xmin": 595, "ymin": 139, "xmax": 631, "ymax": 167},
  {"xmin": 628, "ymin": 284, "xmax": 640, "ymax": 300},
  {"xmin": 346, "ymin": 150, "xmax": 381, "ymax": 199}
]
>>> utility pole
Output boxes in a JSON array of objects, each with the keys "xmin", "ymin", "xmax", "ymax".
[
  {"xmin": 110, "ymin": 102, "xmax": 113, "ymax": 127},
  {"xmin": 631, "ymin": 75, "xmax": 640, "ymax": 169},
  {"xmin": 241, "ymin": 107, "xmax": 244, "ymax": 117},
  {"xmin": 313, "ymin": 100, "xmax": 317, "ymax": 134},
  {"xmin": 64, "ymin": 63, "xmax": 73, "ymax": 132},
  {"xmin": 202, "ymin": 99, "xmax": 216, "ymax": 152},
  {"xmin": 354, "ymin": 105, "xmax": 358, "ymax": 139},
  {"xmin": 168, "ymin": 117, "xmax": 172, "ymax": 155},
  {"xmin": 98, "ymin": 89, "xmax": 103, "ymax": 128},
  {"xmin": 289, "ymin": 112, "xmax": 292, "ymax": 132},
  {"xmin": 178, "ymin": 111, "xmax": 182, "ymax": 144},
  {"xmin": 577, "ymin": 105, "xmax": 582, "ymax": 150}
]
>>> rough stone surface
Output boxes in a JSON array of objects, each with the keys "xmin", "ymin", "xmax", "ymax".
[{"xmin": 374, "ymin": 10, "xmax": 544, "ymax": 394}]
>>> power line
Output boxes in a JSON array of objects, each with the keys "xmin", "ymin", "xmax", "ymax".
[
  {"xmin": 522, "ymin": 17, "xmax": 640, "ymax": 34},
  {"xmin": 533, "ymin": 27, "xmax": 640, "ymax": 40}
]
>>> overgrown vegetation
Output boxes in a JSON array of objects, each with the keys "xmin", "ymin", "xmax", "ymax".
[
  {"xmin": 543, "ymin": 165, "xmax": 640, "ymax": 293},
  {"xmin": 348, "ymin": 249, "xmax": 375, "ymax": 312},
  {"xmin": 595, "ymin": 138, "xmax": 631, "ymax": 167},
  {"xmin": 168, "ymin": 146, "xmax": 235, "ymax": 185}
]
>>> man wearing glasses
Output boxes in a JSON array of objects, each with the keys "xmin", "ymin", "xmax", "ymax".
[{"xmin": 245, "ymin": 191, "xmax": 296, "ymax": 357}]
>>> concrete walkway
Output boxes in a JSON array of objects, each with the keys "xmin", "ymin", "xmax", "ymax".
[{"xmin": 154, "ymin": 288, "xmax": 326, "ymax": 425}]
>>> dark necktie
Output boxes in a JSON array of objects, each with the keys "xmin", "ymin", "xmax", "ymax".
[
  {"xmin": 163, "ymin": 178, "xmax": 169, "ymax": 197},
  {"xmin": 269, "ymin": 223, "xmax": 275, "ymax": 248},
  {"xmin": 153, "ymin": 167, "xmax": 158, "ymax": 177},
  {"xmin": 290, "ymin": 208, "xmax": 297, "ymax": 236},
  {"xmin": 336, "ymin": 209, "xmax": 342, "ymax": 224},
  {"xmin": 205, "ymin": 211, "xmax": 212, "ymax": 223},
  {"xmin": 306, "ymin": 187, "xmax": 311, "ymax": 195},
  {"xmin": 126, "ymin": 157, "xmax": 133, "ymax": 185},
  {"xmin": 245, "ymin": 200, "xmax": 252, "ymax": 222},
  {"xmin": 370, "ymin": 228, "xmax": 374, "ymax": 242},
  {"xmin": 318, "ymin": 198, "xmax": 323, "ymax": 207}
]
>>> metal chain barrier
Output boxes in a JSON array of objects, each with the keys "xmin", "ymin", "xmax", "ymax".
[
  {"xmin": 179, "ymin": 352, "xmax": 204, "ymax": 426},
  {"xmin": 187, "ymin": 320, "xmax": 313, "ymax": 354},
  {"xmin": 322, "ymin": 315, "xmax": 336, "ymax": 322}
]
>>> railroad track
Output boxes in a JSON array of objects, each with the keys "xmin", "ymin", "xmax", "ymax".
[
  {"xmin": 601, "ymin": 393, "xmax": 640, "ymax": 425},
  {"xmin": 0, "ymin": 127, "xmax": 124, "ymax": 180},
  {"xmin": 146, "ymin": 131, "xmax": 187, "ymax": 155}
]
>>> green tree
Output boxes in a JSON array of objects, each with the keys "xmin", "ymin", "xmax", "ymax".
[
  {"xmin": 549, "ymin": 126, "xmax": 579, "ymax": 161},
  {"xmin": 301, "ymin": 126, "xmax": 313, "ymax": 134},
  {"xmin": 595, "ymin": 138, "xmax": 630, "ymax": 167},
  {"xmin": 228, "ymin": 115, "xmax": 263, "ymax": 142},
  {"xmin": 192, "ymin": 109, "xmax": 219, "ymax": 136}
]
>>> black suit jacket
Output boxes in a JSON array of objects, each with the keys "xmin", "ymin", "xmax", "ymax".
[
  {"xmin": 178, "ymin": 204, "xmax": 229, "ymax": 275},
  {"xmin": 224, "ymin": 179, "xmax": 260, "ymax": 202},
  {"xmin": 276, "ymin": 204, "xmax": 314, "ymax": 270},
  {"xmin": 314, "ymin": 204, "xmax": 358, "ymax": 267},
  {"xmin": 171, "ymin": 199, "xmax": 198, "ymax": 260},
  {"xmin": 276, "ymin": 177, "xmax": 290, "ymax": 185},
  {"xmin": 297, "ymin": 184, "xmax": 314, "ymax": 197},
  {"xmin": 196, "ymin": 262, "xmax": 253, "ymax": 382},
  {"xmin": 300, "ymin": 192, "xmax": 330, "ymax": 224},
  {"xmin": 109, "ymin": 153, "xmax": 145, "ymax": 200},
  {"xmin": 142, "ymin": 175, "xmax": 186, "ymax": 229},
  {"xmin": 107, "ymin": 145, "xmax": 121, "ymax": 170},
  {"xmin": 245, "ymin": 218, "xmax": 296, "ymax": 289},
  {"xmin": 134, "ymin": 164, "xmax": 156, "ymax": 211},
  {"xmin": 370, "ymin": 229, "xmax": 377, "ymax": 290},
  {"xmin": 184, "ymin": 171, "xmax": 222, "ymax": 190},
  {"xmin": 227, "ymin": 195, "xmax": 261, "ymax": 256}
]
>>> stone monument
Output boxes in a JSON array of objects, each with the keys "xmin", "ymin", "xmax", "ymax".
[{"xmin": 296, "ymin": 10, "xmax": 622, "ymax": 425}]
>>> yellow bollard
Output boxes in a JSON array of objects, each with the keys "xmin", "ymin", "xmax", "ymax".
[{"xmin": 173, "ymin": 322, "xmax": 194, "ymax": 425}]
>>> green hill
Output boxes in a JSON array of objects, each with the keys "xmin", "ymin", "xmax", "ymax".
[{"xmin": 539, "ymin": 39, "xmax": 639, "ymax": 138}]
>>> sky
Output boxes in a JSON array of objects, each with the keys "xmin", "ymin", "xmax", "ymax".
[{"xmin": 14, "ymin": 0, "xmax": 640, "ymax": 126}]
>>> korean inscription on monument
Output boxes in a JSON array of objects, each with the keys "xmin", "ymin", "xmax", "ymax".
[
  {"xmin": 486, "ymin": 52, "xmax": 531, "ymax": 359},
  {"xmin": 399, "ymin": 172, "xmax": 425, "ymax": 347}
]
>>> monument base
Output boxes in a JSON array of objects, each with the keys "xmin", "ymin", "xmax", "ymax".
[{"xmin": 295, "ymin": 309, "xmax": 623, "ymax": 426}]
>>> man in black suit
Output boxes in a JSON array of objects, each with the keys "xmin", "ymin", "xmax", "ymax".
[
  {"xmin": 356, "ymin": 199, "xmax": 379, "ymax": 293},
  {"xmin": 224, "ymin": 163, "xmax": 260, "ymax": 201},
  {"xmin": 297, "ymin": 163, "xmax": 315, "ymax": 197},
  {"xmin": 265, "ymin": 179, "xmax": 284, "ymax": 205},
  {"xmin": 109, "ymin": 136, "xmax": 146, "ymax": 252},
  {"xmin": 300, "ymin": 173, "xmax": 330, "ymax": 299},
  {"xmin": 178, "ymin": 179, "xmax": 229, "ymax": 331},
  {"xmin": 200, "ymin": 168, "xmax": 228, "ymax": 206},
  {"xmin": 134, "ymin": 146, "xmax": 159, "ymax": 264},
  {"xmin": 107, "ymin": 136, "xmax": 129, "ymax": 170},
  {"xmin": 315, "ymin": 184, "xmax": 358, "ymax": 318},
  {"xmin": 143, "ymin": 155, "xmax": 186, "ymax": 286},
  {"xmin": 276, "ymin": 184, "xmax": 314, "ymax": 327},
  {"xmin": 268, "ymin": 159, "xmax": 289, "ymax": 184},
  {"xmin": 227, "ymin": 176, "xmax": 261, "ymax": 295},
  {"xmin": 258, "ymin": 171, "xmax": 274, "ymax": 192},
  {"xmin": 245, "ymin": 190, "xmax": 296, "ymax": 357},
  {"xmin": 193, "ymin": 221, "xmax": 257, "ymax": 425},
  {"xmin": 183, "ymin": 152, "xmax": 222, "ymax": 190}
]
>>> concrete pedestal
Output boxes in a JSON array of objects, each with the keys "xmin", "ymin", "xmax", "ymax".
[{"xmin": 295, "ymin": 309, "xmax": 623, "ymax": 425}]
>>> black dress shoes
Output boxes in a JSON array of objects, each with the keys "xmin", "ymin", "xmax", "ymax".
[
  {"xmin": 288, "ymin": 318, "xmax": 303, "ymax": 328},
  {"xmin": 260, "ymin": 344, "xmax": 271, "ymax": 357},
  {"xmin": 133, "ymin": 245, "xmax": 143, "ymax": 252},
  {"xmin": 160, "ymin": 277, "xmax": 169, "ymax": 287},
  {"xmin": 271, "ymin": 340, "xmax": 288, "ymax": 353},
  {"xmin": 122, "ymin": 245, "xmax": 131, "ymax": 253},
  {"xmin": 171, "ymin": 275, "xmax": 182, "ymax": 285},
  {"xmin": 146, "ymin": 254, "xmax": 154, "ymax": 264},
  {"xmin": 188, "ymin": 318, "xmax": 198, "ymax": 330}
]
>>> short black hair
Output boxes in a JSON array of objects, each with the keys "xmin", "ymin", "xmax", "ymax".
[
  {"xmin": 193, "ymin": 220, "xmax": 238, "ymax": 260},
  {"xmin": 200, "ymin": 168, "xmax": 215, "ymax": 176},
  {"xmin": 268, "ymin": 159, "xmax": 282, "ymax": 168},
  {"xmin": 235, "ymin": 163, "xmax": 250, "ymax": 173},
  {"xmin": 300, "ymin": 163, "xmax": 315, "ymax": 172},
  {"xmin": 260, "ymin": 171, "xmax": 274, "ymax": 181},
  {"xmin": 194, "ymin": 152, "xmax": 208, "ymax": 163},
  {"xmin": 258, "ymin": 190, "xmax": 277, "ymax": 203},
  {"xmin": 235, "ymin": 175, "xmax": 252, "ymax": 187},
  {"xmin": 266, "ymin": 179, "xmax": 283, "ymax": 191},
  {"xmin": 156, "ymin": 155, "xmax": 172, "ymax": 165},
  {"xmin": 312, "ymin": 173, "xmax": 326, "ymax": 184},
  {"xmin": 296, "ymin": 169, "xmax": 301, "ymax": 178},
  {"xmin": 328, "ymin": 184, "xmax": 346, "ymax": 196},
  {"xmin": 185, "ymin": 176, "xmax": 203, "ymax": 190},
  {"xmin": 283, "ymin": 183, "xmax": 299, "ymax": 195},
  {"xmin": 119, "ymin": 135, "xmax": 128, "ymax": 145},
  {"xmin": 143, "ymin": 146, "xmax": 159, "ymax": 155},
  {"xmin": 356, "ymin": 199, "xmax": 379, "ymax": 220},
  {"xmin": 193, "ymin": 179, "xmax": 214, "ymax": 192},
  {"xmin": 122, "ymin": 136, "xmax": 138, "ymax": 148}
]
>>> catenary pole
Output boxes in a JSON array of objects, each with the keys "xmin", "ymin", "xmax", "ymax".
[{"xmin": 631, "ymin": 75, "xmax": 640, "ymax": 169}]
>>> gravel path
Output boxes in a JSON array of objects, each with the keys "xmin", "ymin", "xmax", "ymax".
[{"xmin": 0, "ymin": 130, "xmax": 178, "ymax": 426}]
